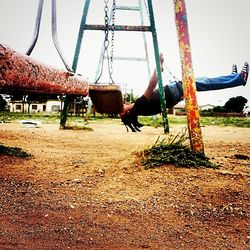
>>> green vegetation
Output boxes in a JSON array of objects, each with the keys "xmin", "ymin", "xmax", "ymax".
[
  {"xmin": 138, "ymin": 115, "xmax": 250, "ymax": 128},
  {"xmin": 200, "ymin": 116, "xmax": 250, "ymax": 127},
  {"xmin": 0, "ymin": 112, "xmax": 60, "ymax": 123},
  {"xmin": 139, "ymin": 133, "xmax": 219, "ymax": 170},
  {"xmin": 0, "ymin": 144, "xmax": 31, "ymax": 158},
  {"xmin": 0, "ymin": 112, "xmax": 249, "ymax": 128}
]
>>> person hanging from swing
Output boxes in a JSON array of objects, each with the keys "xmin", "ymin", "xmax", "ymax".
[{"xmin": 120, "ymin": 54, "xmax": 249, "ymax": 132}]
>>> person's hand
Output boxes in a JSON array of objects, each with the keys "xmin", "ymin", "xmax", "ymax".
[
  {"xmin": 160, "ymin": 53, "xmax": 164, "ymax": 65},
  {"xmin": 160, "ymin": 53, "xmax": 164, "ymax": 71}
]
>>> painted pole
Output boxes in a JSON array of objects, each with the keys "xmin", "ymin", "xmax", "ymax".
[
  {"xmin": 60, "ymin": 0, "xmax": 90, "ymax": 127},
  {"xmin": 147, "ymin": 0, "xmax": 169, "ymax": 133},
  {"xmin": 173, "ymin": 0, "xmax": 204, "ymax": 152},
  {"xmin": 0, "ymin": 44, "xmax": 88, "ymax": 96},
  {"xmin": 72, "ymin": 0, "xmax": 91, "ymax": 72}
]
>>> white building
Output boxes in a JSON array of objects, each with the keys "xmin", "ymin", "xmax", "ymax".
[{"xmin": 9, "ymin": 100, "xmax": 61, "ymax": 113}]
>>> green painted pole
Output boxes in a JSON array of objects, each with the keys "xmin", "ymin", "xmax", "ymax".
[
  {"xmin": 60, "ymin": 0, "xmax": 91, "ymax": 127},
  {"xmin": 147, "ymin": 0, "xmax": 169, "ymax": 133},
  {"xmin": 72, "ymin": 0, "xmax": 91, "ymax": 72},
  {"xmin": 174, "ymin": 0, "xmax": 204, "ymax": 152}
]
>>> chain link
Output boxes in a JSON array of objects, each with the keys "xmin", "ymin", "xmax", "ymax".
[
  {"xmin": 163, "ymin": 62, "xmax": 180, "ymax": 83},
  {"xmin": 104, "ymin": 0, "xmax": 110, "ymax": 50},
  {"xmin": 96, "ymin": 0, "xmax": 116, "ymax": 84},
  {"xmin": 143, "ymin": 0, "xmax": 150, "ymax": 22},
  {"xmin": 109, "ymin": 0, "xmax": 116, "ymax": 79}
]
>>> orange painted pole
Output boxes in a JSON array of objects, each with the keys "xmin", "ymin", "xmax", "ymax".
[
  {"xmin": 0, "ymin": 44, "xmax": 88, "ymax": 96},
  {"xmin": 174, "ymin": 0, "xmax": 204, "ymax": 152}
]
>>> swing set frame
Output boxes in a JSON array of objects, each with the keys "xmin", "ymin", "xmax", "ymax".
[
  {"xmin": 62, "ymin": 0, "xmax": 169, "ymax": 133},
  {"xmin": 0, "ymin": 0, "xmax": 204, "ymax": 153}
]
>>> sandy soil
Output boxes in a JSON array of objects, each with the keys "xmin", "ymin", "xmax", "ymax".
[{"xmin": 0, "ymin": 120, "xmax": 250, "ymax": 249}]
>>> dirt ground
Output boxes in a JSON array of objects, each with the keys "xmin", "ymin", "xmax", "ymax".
[{"xmin": 0, "ymin": 120, "xmax": 250, "ymax": 250}]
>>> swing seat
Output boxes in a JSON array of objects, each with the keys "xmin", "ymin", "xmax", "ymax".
[{"xmin": 89, "ymin": 84, "xmax": 124, "ymax": 114}]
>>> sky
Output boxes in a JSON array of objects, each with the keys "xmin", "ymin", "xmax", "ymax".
[{"xmin": 0, "ymin": 0, "xmax": 250, "ymax": 107}]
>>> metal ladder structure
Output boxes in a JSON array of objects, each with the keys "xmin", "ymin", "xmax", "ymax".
[
  {"xmin": 60, "ymin": 0, "xmax": 169, "ymax": 133},
  {"xmin": 95, "ymin": 0, "xmax": 152, "ymax": 84}
]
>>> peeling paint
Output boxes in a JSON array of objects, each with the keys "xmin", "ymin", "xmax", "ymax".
[{"xmin": 174, "ymin": 0, "xmax": 204, "ymax": 152}]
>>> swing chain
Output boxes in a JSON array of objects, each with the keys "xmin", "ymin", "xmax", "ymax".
[
  {"xmin": 143, "ymin": 0, "xmax": 150, "ymax": 21},
  {"xmin": 163, "ymin": 62, "xmax": 180, "ymax": 83},
  {"xmin": 104, "ymin": 0, "xmax": 110, "ymax": 50},
  {"xmin": 95, "ymin": 0, "xmax": 116, "ymax": 84},
  {"xmin": 109, "ymin": 0, "xmax": 116, "ymax": 78}
]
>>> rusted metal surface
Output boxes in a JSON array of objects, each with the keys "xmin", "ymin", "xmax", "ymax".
[
  {"xmin": 0, "ymin": 44, "xmax": 88, "ymax": 96},
  {"xmin": 89, "ymin": 84, "xmax": 124, "ymax": 114},
  {"xmin": 84, "ymin": 24, "xmax": 151, "ymax": 32},
  {"xmin": 174, "ymin": 0, "xmax": 204, "ymax": 152}
]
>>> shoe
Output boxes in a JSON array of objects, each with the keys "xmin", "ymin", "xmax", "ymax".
[
  {"xmin": 240, "ymin": 62, "xmax": 249, "ymax": 84},
  {"xmin": 232, "ymin": 64, "xmax": 237, "ymax": 74}
]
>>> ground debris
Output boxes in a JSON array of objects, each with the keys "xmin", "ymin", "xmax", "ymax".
[{"xmin": 233, "ymin": 154, "xmax": 249, "ymax": 160}]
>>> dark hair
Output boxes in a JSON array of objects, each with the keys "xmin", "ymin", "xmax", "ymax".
[{"xmin": 121, "ymin": 111, "xmax": 143, "ymax": 132}]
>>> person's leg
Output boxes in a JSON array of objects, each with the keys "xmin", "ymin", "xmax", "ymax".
[
  {"xmin": 195, "ymin": 63, "xmax": 248, "ymax": 91},
  {"xmin": 195, "ymin": 73, "xmax": 246, "ymax": 91}
]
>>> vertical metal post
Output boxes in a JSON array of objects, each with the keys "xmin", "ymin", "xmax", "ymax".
[
  {"xmin": 72, "ymin": 0, "xmax": 91, "ymax": 72},
  {"xmin": 174, "ymin": 0, "xmax": 204, "ymax": 152},
  {"xmin": 60, "ymin": 0, "xmax": 91, "ymax": 127},
  {"xmin": 147, "ymin": 0, "xmax": 169, "ymax": 133}
]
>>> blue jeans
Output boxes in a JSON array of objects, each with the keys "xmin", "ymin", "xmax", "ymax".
[
  {"xmin": 168, "ymin": 73, "xmax": 246, "ymax": 105},
  {"xmin": 195, "ymin": 73, "xmax": 246, "ymax": 91}
]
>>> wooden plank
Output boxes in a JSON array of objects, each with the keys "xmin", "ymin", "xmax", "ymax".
[{"xmin": 0, "ymin": 44, "xmax": 88, "ymax": 96}]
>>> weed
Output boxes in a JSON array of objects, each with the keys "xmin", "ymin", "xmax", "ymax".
[
  {"xmin": 0, "ymin": 144, "xmax": 31, "ymax": 158},
  {"xmin": 139, "ymin": 131, "xmax": 219, "ymax": 170}
]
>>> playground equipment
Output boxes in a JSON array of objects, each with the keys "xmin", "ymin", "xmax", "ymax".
[
  {"xmin": 65, "ymin": 0, "xmax": 169, "ymax": 132},
  {"xmin": 88, "ymin": 0, "xmax": 152, "ymax": 115},
  {"xmin": 89, "ymin": 84, "xmax": 123, "ymax": 114},
  {"xmin": 87, "ymin": 0, "xmax": 124, "ymax": 115},
  {"xmin": 0, "ymin": 0, "xmax": 204, "ymax": 152},
  {"xmin": 174, "ymin": 0, "xmax": 204, "ymax": 152},
  {"xmin": 0, "ymin": 44, "xmax": 88, "ymax": 96},
  {"xmin": 0, "ymin": 0, "xmax": 88, "ymax": 96}
]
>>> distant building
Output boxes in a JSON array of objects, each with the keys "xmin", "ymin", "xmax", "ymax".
[
  {"xmin": 172, "ymin": 103, "xmax": 185, "ymax": 115},
  {"xmin": 243, "ymin": 107, "xmax": 250, "ymax": 117},
  {"xmin": 9, "ymin": 99, "xmax": 61, "ymax": 113},
  {"xmin": 172, "ymin": 103, "xmax": 216, "ymax": 116},
  {"xmin": 46, "ymin": 100, "xmax": 62, "ymax": 113},
  {"xmin": 199, "ymin": 104, "xmax": 216, "ymax": 111}
]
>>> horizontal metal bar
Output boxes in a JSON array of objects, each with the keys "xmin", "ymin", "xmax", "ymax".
[
  {"xmin": 115, "ymin": 6, "xmax": 140, "ymax": 11},
  {"xmin": 104, "ymin": 56, "xmax": 147, "ymax": 61},
  {"xmin": 84, "ymin": 24, "xmax": 151, "ymax": 32}
]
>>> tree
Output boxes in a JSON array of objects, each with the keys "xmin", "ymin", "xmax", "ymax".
[
  {"xmin": 0, "ymin": 94, "xmax": 7, "ymax": 111},
  {"xmin": 212, "ymin": 106, "xmax": 226, "ymax": 113},
  {"xmin": 224, "ymin": 96, "xmax": 248, "ymax": 113}
]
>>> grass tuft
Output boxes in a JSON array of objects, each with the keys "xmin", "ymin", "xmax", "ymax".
[
  {"xmin": 0, "ymin": 144, "xmax": 31, "ymax": 158},
  {"xmin": 139, "ymin": 131, "xmax": 219, "ymax": 170}
]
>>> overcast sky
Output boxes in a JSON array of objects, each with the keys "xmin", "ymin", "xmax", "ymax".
[{"xmin": 0, "ymin": 0, "xmax": 249, "ymax": 107}]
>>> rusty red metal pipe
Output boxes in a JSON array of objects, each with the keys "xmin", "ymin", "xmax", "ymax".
[
  {"xmin": 174, "ymin": 0, "xmax": 204, "ymax": 153},
  {"xmin": 0, "ymin": 44, "xmax": 88, "ymax": 96}
]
